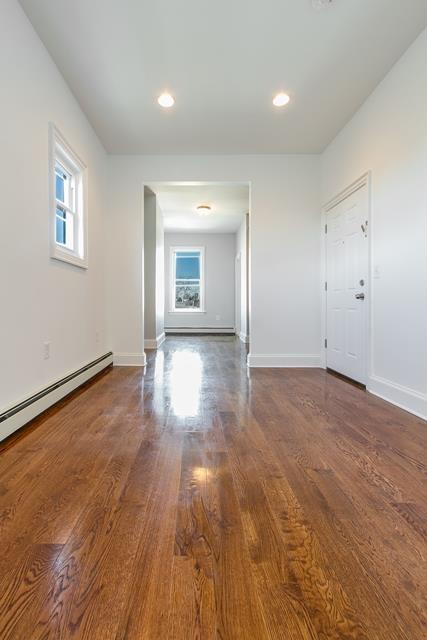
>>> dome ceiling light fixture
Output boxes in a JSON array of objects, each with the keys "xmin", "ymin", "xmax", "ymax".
[
  {"xmin": 273, "ymin": 92, "xmax": 290, "ymax": 107},
  {"xmin": 157, "ymin": 92, "xmax": 175, "ymax": 108},
  {"xmin": 312, "ymin": 0, "xmax": 333, "ymax": 9},
  {"xmin": 196, "ymin": 204, "xmax": 212, "ymax": 216}
]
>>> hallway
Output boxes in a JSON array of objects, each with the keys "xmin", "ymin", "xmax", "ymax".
[{"xmin": 0, "ymin": 336, "xmax": 426, "ymax": 639}]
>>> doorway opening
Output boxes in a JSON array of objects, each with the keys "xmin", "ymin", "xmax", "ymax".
[{"xmin": 143, "ymin": 182, "xmax": 250, "ymax": 349}]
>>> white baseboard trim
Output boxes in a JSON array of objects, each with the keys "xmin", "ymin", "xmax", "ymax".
[
  {"xmin": 113, "ymin": 352, "xmax": 147, "ymax": 367},
  {"xmin": 368, "ymin": 375, "xmax": 427, "ymax": 421},
  {"xmin": 0, "ymin": 352, "xmax": 113, "ymax": 443},
  {"xmin": 144, "ymin": 332, "xmax": 166, "ymax": 349},
  {"xmin": 247, "ymin": 353, "xmax": 321, "ymax": 368},
  {"xmin": 165, "ymin": 327, "xmax": 235, "ymax": 334},
  {"xmin": 239, "ymin": 332, "xmax": 249, "ymax": 344},
  {"xmin": 157, "ymin": 332, "xmax": 166, "ymax": 347}
]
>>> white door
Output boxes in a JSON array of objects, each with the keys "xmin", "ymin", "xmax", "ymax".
[{"xmin": 326, "ymin": 185, "xmax": 369, "ymax": 384}]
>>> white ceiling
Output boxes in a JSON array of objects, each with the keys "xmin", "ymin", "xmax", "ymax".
[
  {"xmin": 19, "ymin": 0, "xmax": 427, "ymax": 154},
  {"xmin": 148, "ymin": 183, "xmax": 249, "ymax": 233}
]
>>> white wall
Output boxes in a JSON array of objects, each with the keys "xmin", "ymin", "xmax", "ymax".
[
  {"xmin": 155, "ymin": 203, "xmax": 165, "ymax": 339},
  {"xmin": 164, "ymin": 233, "xmax": 235, "ymax": 331},
  {"xmin": 105, "ymin": 169, "xmax": 144, "ymax": 365},
  {"xmin": 143, "ymin": 189, "xmax": 157, "ymax": 341},
  {"xmin": 321, "ymin": 27, "xmax": 427, "ymax": 419},
  {"xmin": 0, "ymin": 0, "xmax": 109, "ymax": 410},
  {"xmin": 235, "ymin": 216, "xmax": 249, "ymax": 341},
  {"xmin": 144, "ymin": 190, "xmax": 165, "ymax": 344},
  {"xmin": 106, "ymin": 155, "xmax": 321, "ymax": 366}
]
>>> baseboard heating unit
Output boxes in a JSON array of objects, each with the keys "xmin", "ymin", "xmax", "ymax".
[
  {"xmin": 165, "ymin": 327, "xmax": 235, "ymax": 335},
  {"xmin": 0, "ymin": 351, "xmax": 113, "ymax": 443}
]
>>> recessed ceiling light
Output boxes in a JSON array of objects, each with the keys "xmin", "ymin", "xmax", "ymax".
[
  {"xmin": 158, "ymin": 93, "xmax": 175, "ymax": 108},
  {"xmin": 196, "ymin": 204, "xmax": 212, "ymax": 216},
  {"xmin": 273, "ymin": 93, "xmax": 290, "ymax": 107}
]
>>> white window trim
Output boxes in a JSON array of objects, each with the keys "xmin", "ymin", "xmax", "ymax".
[
  {"xmin": 49, "ymin": 123, "xmax": 88, "ymax": 269},
  {"xmin": 170, "ymin": 246, "xmax": 205, "ymax": 313}
]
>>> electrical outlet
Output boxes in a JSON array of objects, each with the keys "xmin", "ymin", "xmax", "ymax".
[
  {"xmin": 215, "ymin": 314, "xmax": 221, "ymax": 321},
  {"xmin": 43, "ymin": 341, "xmax": 51, "ymax": 360}
]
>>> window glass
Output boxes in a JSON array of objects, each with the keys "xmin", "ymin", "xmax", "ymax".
[
  {"xmin": 174, "ymin": 250, "xmax": 202, "ymax": 309},
  {"xmin": 56, "ymin": 207, "xmax": 67, "ymax": 245},
  {"xmin": 54, "ymin": 161, "xmax": 76, "ymax": 249},
  {"xmin": 176, "ymin": 256, "xmax": 200, "ymax": 279},
  {"xmin": 55, "ymin": 169, "xmax": 65, "ymax": 203}
]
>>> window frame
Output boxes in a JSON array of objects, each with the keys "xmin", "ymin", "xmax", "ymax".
[
  {"xmin": 49, "ymin": 123, "xmax": 88, "ymax": 269},
  {"xmin": 170, "ymin": 246, "xmax": 205, "ymax": 313}
]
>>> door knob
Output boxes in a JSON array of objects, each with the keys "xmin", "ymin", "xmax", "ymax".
[{"xmin": 355, "ymin": 293, "xmax": 365, "ymax": 300}]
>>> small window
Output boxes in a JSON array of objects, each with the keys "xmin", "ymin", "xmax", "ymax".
[
  {"xmin": 49, "ymin": 124, "xmax": 87, "ymax": 268},
  {"xmin": 170, "ymin": 247, "xmax": 205, "ymax": 312}
]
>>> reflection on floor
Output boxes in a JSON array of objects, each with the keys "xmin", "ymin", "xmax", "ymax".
[{"xmin": 0, "ymin": 335, "xmax": 426, "ymax": 639}]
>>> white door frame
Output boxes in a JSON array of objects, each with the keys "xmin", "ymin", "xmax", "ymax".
[
  {"xmin": 235, "ymin": 252, "xmax": 241, "ymax": 335},
  {"xmin": 320, "ymin": 172, "xmax": 373, "ymax": 382}
]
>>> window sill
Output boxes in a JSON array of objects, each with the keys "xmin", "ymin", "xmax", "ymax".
[{"xmin": 51, "ymin": 246, "xmax": 88, "ymax": 270}]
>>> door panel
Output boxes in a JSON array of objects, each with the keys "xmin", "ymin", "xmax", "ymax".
[
  {"xmin": 331, "ymin": 308, "xmax": 344, "ymax": 355},
  {"xmin": 346, "ymin": 309, "xmax": 358, "ymax": 358},
  {"xmin": 326, "ymin": 185, "xmax": 368, "ymax": 384}
]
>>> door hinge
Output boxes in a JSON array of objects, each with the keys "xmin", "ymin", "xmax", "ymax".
[
  {"xmin": 324, "ymin": 281, "xmax": 328, "ymax": 291},
  {"xmin": 325, "ymin": 224, "xmax": 328, "ymax": 234},
  {"xmin": 324, "ymin": 338, "xmax": 327, "ymax": 349}
]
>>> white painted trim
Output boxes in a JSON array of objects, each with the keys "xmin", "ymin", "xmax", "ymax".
[
  {"xmin": 113, "ymin": 352, "xmax": 147, "ymax": 366},
  {"xmin": 157, "ymin": 332, "xmax": 166, "ymax": 347},
  {"xmin": 323, "ymin": 173, "xmax": 371, "ymax": 212},
  {"xmin": 165, "ymin": 327, "xmax": 235, "ymax": 334},
  {"xmin": 0, "ymin": 354, "xmax": 113, "ymax": 442},
  {"xmin": 239, "ymin": 332, "xmax": 249, "ymax": 344},
  {"xmin": 235, "ymin": 253, "xmax": 241, "ymax": 337},
  {"xmin": 247, "ymin": 354, "xmax": 321, "ymax": 368},
  {"xmin": 49, "ymin": 123, "xmax": 88, "ymax": 269},
  {"xmin": 368, "ymin": 376, "xmax": 427, "ymax": 422},
  {"xmin": 320, "ymin": 172, "xmax": 372, "ymax": 382},
  {"xmin": 144, "ymin": 332, "xmax": 166, "ymax": 349}
]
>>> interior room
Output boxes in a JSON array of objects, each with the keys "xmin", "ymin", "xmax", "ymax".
[
  {"xmin": 0, "ymin": 0, "xmax": 426, "ymax": 638},
  {"xmin": 143, "ymin": 182, "xmax": 249, "ymax": 344}
]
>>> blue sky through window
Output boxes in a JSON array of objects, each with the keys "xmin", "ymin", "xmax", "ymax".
[
  {"xmin": 56, "ymin": 208, "xmax": 66, "ymax": 244},
  {"xmin": 176, "ymin": 253, "xmax": 200, "ymax": 280},
  {"xmin": 56, "ymin": 172, "xmax": 65, "ymax": 202},
  {"xmin": 55, "ymin": 167, "xmax": 67, "ymax": 245}
]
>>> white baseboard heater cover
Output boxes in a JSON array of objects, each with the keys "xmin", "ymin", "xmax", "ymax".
[
  {"xmin": 0, "ymin": 352, "xmax": 113, "ymax": 443},
  {"xmin": 165, "ymin": 327, "xmax": 235, "ymax": 334}
]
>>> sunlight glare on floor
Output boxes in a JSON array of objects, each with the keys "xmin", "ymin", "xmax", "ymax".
[{"xmin": 169, "ymin": 350, "xmax": 203, "ymax": 417}]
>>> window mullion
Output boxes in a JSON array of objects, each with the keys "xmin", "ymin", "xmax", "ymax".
[{"xmin": 55, "ymin": 199, "xmax": 76, "ymax": 216}]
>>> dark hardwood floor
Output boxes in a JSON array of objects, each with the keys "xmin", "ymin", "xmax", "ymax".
[{"xmin": 0, "ymin": 336, "xmax": 426, "ymax": 639}]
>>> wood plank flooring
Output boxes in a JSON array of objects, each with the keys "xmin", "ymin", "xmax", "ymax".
[{"xmin": 0, "ymin": 336, "xmax": 426, "ymax": 639}]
